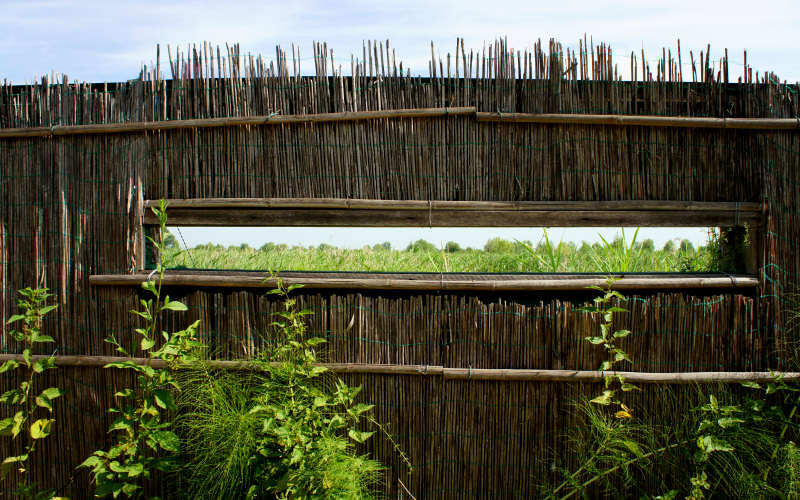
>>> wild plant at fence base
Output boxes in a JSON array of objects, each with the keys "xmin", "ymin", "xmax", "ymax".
[
  {"xmin": 0, "ymin": 288, "xmax": 63, "ymax": 500},
  {"xmin": 80, "ymin": 200, "xmax": 205, "ymax": 498},
  {"xmin": 173, "ymin": 278, "xmax": 409, "ymax": 500}
]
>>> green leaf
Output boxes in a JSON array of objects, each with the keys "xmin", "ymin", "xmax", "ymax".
[
  {"xmin": 78, "ymin": 455, "xmax": 103, "ymax": 470},
  {"xmin": 39, "ymin": 305, "xmax": 58, "ymax": 316},
  {"xmin": 151, "ymin": 430, "xmax": 180, "ymax": 452},
  {"xmin": 1, "ymin": 389, "xmax": 24, "ymax": 405},
  {"xmin": 286, "ymin": 283, "xmax": 304, "ymax": 292},
  {"xmin": 108, "ymin": 417, "xmax": 133, "ymax": 433},
  {"xmin": 11, "ymin": 411, "xmax": 26, "ymax": 437},
  {"xmin": 350, "ymin": 403, "xmax": 375, "ymax": 416},
  {"xmin": 153, "ymin": 389, "xmax": 175, "ymax": 410},
  {"xmin": 6, "ymin": 314, "xmax": 25, "ymax": 325},
  {"xmin": 35, "ymin": 396, "xmax": 53, "ymax": 412},
  {"xmin": 590, "ymin": 390, "xmax": 614, "ymax": 405},
  {"xmin": 600, "ymin": 361, "xmax": 613, "ymax": 371},
  {"xmin": 41, "ymin": 387, "xmax": 64, "ymax": 400},
  {"xmin": 0, "ymin": 360, "xmax": 19, "ymax": 373},
  {"xmin": 717, "ymin": 417, "xmax": 745, "ymax": 429},
  {"xmin": 141, "ymin": 337, "xmax": 156, "ymax": 351},
  {"xmin": 348, "ymin": 429, "xmax": 375, "ymax": 443},
  {"xmin": 613, "ymin": 329, "xmax": 631, "ymax": 338},
  {"xmin": 0, "ymin": 418, "xmax": 14, "ymax": 436},
  {"xmin": 30, "ymin": 418, "xmax": 54, "ymax": 439},
  {"xmin": 586, "ymin": 336, "xmax": 605, "ymax": 345},
  {"xmin": 702, "ymin": 435, "xmax": 735, "ymax": 453},
  {"xmin": 0, "ymin": 454, "xmax": 29, "ymax": 479},
  {"xmin": 161, "ymin": 300, "xmax": 188, "ymax": 312},
  {"xmin": 31, "ymin": 333, "xmax": 55, "ymax": 343}
]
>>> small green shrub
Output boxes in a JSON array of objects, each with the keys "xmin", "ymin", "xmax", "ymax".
[
  {"xmin": 174, "ymin": 280, "xmax": 407, "ymax": 499},
  {"xmin": 0, "ymin": 288, "xmax": 62, "ymax": 499}
]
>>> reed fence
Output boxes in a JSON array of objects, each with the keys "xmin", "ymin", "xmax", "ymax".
[{"xmin": 1, "ymin": 37, "xmax": 798, "ymax": 498}]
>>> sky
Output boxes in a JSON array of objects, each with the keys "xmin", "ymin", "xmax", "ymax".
[{"xmin": 2, "ymin": 0, "xmax": 796, "ymax": 249}]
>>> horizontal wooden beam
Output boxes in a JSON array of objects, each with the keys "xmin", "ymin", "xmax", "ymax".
[
  {"xmin": 143, "ymin": 199, "xmax": 763, "ymax": 228},
  {"xmin": 0, "ymin": 107, "xmax": 476, "ymax": 139},
  {"xmin": 2, "ymin": 108, "xmax": 797, "ymax": 139},
  {"xmin": 89, "ymin": 272, "xmax": 759, "ymax": 291},
  {"xmin": 476, "ymin": 112, "xmax": 800, "ymax": 130},
  {"xmin": 0, "ymin": 354, "xmax": 791, "ymax": 384}
]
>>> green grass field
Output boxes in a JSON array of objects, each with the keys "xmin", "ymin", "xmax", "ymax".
[{"xmin": 164, "ymin": 230, "xmax": 718, "ymax": 273}]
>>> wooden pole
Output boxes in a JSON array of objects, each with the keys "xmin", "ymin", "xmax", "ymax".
[
  {"xmin": 476, "ymin": 111, "xmax": 800, "ymax": 130},
  {"xmin": 0, "ymin": 354, "xmax": 793, "ymax": 383},
  {"xmin": 88, "ymin": 272, "xmax": 760, "ymax": 291}
]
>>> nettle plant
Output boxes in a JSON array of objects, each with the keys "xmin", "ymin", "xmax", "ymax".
[
  {"xmin": 81, "ymin": 200, "xmax": 204, "ymax": 498},
  {"xmin": 0, "ymin": 288, "xmax": 63, "ymax": 498},
  {"xmin": 583, "ymin": 278, "xmax": 638, "ymax": 417}
]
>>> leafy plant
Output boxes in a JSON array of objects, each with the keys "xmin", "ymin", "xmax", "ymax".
[
  {"xmin": 582, "ymin": 278, "xmax": 637, "ymax": 414},
  {"xmin": 0, "ymin": 288, "xmax": 62, "ymax": 499},
  {"xmin": 589, "ymin": 228, "xmax": 643, "ymax": 273},
  {"xmin": 80, "ymin": 200, "xmax": 205, "ymax": 498},
  {"xmin": 174, "ymin": 278, "xmax": 409, "ymax": 499}
]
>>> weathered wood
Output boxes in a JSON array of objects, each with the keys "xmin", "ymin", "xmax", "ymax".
[
  {"xmin": 89, "ymin": 271, "xmax": 760, "ymax": 291},
  {"xmin": 0, "ymin": 107, "xmax": 477, "ymax": 138},
  {"xmin": 476, "ymin": 112, "xmax": 800, "ymax": 130},
  {"xmin": 145, "ymin": 198, "xmax": 765, "ymax": 212},
  {"xmin": 0, "ymin": 354, "xmax": 791, "ymax": 383},
  {"xmin": 144, "ymin": 207, "xmax": 762, "ymax": 228}
]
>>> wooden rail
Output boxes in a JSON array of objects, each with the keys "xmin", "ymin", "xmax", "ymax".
[
  {"xmin": 476, "ymin": 112, "xmax": 800, "ymax": 129},
  {"xmin": 143, "ymin": 199, "xmax": 764, "ymax": 228},
  {"xmin": 1, "ymin": 108, "xmax": 797, "ymax": 139},
  {"xmin": 0, "ymin": 107, "xmax": 476, "ymax": 138},
  {"xmin": 89, "ymin": 272, "xmax": 759, "ymax": 291},
  {"xmin": 0, "ymin": 354, "xmax": 792, "ymax": 383}
]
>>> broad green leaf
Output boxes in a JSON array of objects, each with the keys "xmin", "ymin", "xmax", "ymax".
[
  {"xmin": 162, "ymin": 300, "xmax": 188, "ymax": 312},
  {"xmin": 30, "ymin": 418, "xmax": 54, "ymax": 439},
  {"xmin": 0, "ymin": 360, "xmax": 19, "ymax": 374},
  {"xmin": 717, "ymin": 417, "xmax": 745, "ymax": 429},
  {"xmin": 39, "ymin": 305, "xmax": 58, "ymax": 316},
  {"xmin": 151, "ymin": 430, "xmax": 180, "ymax": 452},
  {"xmin": 153, "ymin": 389, "xmax": 175, "ymax": 410},
  {"xmin": 141, "ymin": 337, "xmax": 156, "ymax": 351},
  {"xmin": 6, "ymin": 314, "xmax": 25, "ymax": 325},
  {"xmin": 31, "ymin": 333, "xmax": 55, "ymax": 343},
  {"xmin": 613, "ymin": 330, "xmax": 631, "ymax": 338},
  {"xmin": 78, "ymin": 455, "xmax": 103, "ymax": 470},
  {"xmin": 348, "ymin": 429, "xmax": 375, "ymax": 443},
  {"xmin": 305, "ymin": 337, "xmax": 327, "ymax": 346},
  {"xmin": 586, "ymin": 336, "xmax": 605, "ymax": 345},
  {"xmin": 40, "ymin": 387, "xmax": 64, "ymax": 400},
  {"xmin": 108, "ymin": 417, "xmax": 133, "ymax": 433},
  {"xmin": 600, "ymin": 361, "xmax": 613, "ymax": 371},
  {"xmin": 286, "ymin": 283, "xmax": 304, "ymax": 292},
  {"xmin": 35, "ymin": 396, "xmax": 53, "ymax": 412},
  {"xmin": 621, "ymin": 383, "xmax": 640, "ymax": 392}
]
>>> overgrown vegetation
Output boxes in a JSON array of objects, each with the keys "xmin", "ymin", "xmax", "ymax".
[
  {"xmin": 173, "ymin": 279, "xmax": 408, "ymax": 499},
  {"xmin": 0, "ymin": 288, "xmax": 63, "ymax": 500},
  {"xmin": 548, "ymin": 279, "xmax": 800, "ymax": 499},
  {"xmin": 165, "ymin": 229, "xmax": 726, "ymax": 273},
  {"xmin": 80, "ymin": 201, "xmax": 205, "ymax": 497}
]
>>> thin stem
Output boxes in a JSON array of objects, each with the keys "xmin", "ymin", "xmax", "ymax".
[{"xmin": 558, "ymin": 441, "xmax": 685, "ymax": 500}]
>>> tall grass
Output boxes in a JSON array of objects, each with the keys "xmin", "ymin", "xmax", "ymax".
[{"xmin": 165, "ymin": 232, "xmax": 717, "ymax": 273}]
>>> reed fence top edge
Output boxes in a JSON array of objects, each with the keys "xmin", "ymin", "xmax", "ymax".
[{"xmin": 2, "ymin": 37, "xmax": 798, "ymax": 129}]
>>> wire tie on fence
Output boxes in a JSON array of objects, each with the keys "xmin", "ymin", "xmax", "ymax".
[
  {"xmin": 424, "ymin": 364, "xmax": 429, "ymax": 375},
  {"xmin": 147, "ymin": 268, "xmax": 158, "ymax": 281},
  {"xmin": 468, "ymin": 364, "xmax": 472, "ymax": 379}
]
